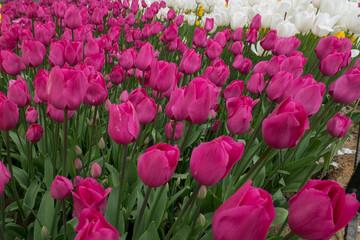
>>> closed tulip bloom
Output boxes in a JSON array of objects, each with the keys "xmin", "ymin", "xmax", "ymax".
[
  {"xmin": 92, "ymin": 8, "xmax": 104, "ymax": 25},
  {"xmin": 253, "ymin": 61, "xmax": 268, "ymax": 74},
  {"xmin": 0, "ymin": 161, "xmax": 11, "ymax": 196},
  {"xmin": 108, "ymin": 26, "xmax": 121, "ymax": 43},
  {"xmin": 232, "ymin": 27, "xmax": 244, "ymax": 42},
  {"xmin": 72, "ymin": 177, "xmax": 111, "ymax": 217},
  {"xmin": 34, "ymin": 69, "xmax": 49, "ymax": 103},
  {"xmin": 165, "ymin": 87, "xmax": 186, "ymax": 121},
  {"xmin": 227, "ymin": 96, "xmax": 259, "ymax": 135},
  {"xmin": 181, "ymin": 77, "xmax": 219, "ymax": 124},
  {"xmin": 315, "ymin": 36, "xmax": 342, "ymax": 61},
  {"xmin": 262, "ymin": 97, "xmax": 309, "ymax": 149},
  {"xmin": 260, "ymin": 29, "xmax": 278, "ymax": 51},
  {"xmin": 165, "ymin": 122, "xmax": 184, "ymax": 141},
  {"xmin": 64, "ymin": 5, "xmax": 81, "ymax": 29},
  {"xmin": 21, "ymin": 39, "xmax": 46, "ymax": 68},
  {"xmin": 7, "ymin": 76, "xmax": 31, "ymax": 108},
  {"xmin": 84, "ymin": 39, "xmax": 102, "ymax": 58},
  {"xmin": 84, "ymin": 73, "xmax": 108, "ymax": 106},
  {"xmin": 214, "ymin": 31, "xmax": 227, "ymax": 48},
  {"xmin": 108, "ymin": 101, "xmax": 140, "ymax": 145},
  {"xmin": 273, "ymin": 36, "xmax": 301, "ymax": 57},
  {"xmin": 280, "ymin": 53, "xmax": 307, "ymax": 79},
  {"xmin": 0, "ymin": 92, "xmax": 19, "ymax": 131},
  {"xmin": 151, "ymin": 22, "xmax": 162, "ymax": 35},
  {"xmin": 110, "ymin": 66, "xmax": 125, "ymax": 85},
  {"xmin": 26, "ymin": 124, "xmax": 44, "ymax": 143},
  {"xmin": 203, "ymin": 65, "xmax": 230, "ymax": 87},
  {"xmin": 163, "ymin": 23, "xmax": 178, "ymax": 43},
  {"xmin": 84, "ymin": 53, "xmax": 105, "ymax": 73},
  {"xmin": 266, "ymin": 55, "xmax": 286, "ymax": 77},
  {"xmin": 174, "ymin": 15, "xmax": 184, "ymax": 26},
  {"xmin": 289, "ymin": 180, "xmax": 360, "ymax": 240},
  {"xmin": 179, "ymin": 49, "xmax": 201, "ymax": 75},
  {"xmin": 50, "ymin": 175, "xmax": 74, "ymax": 200},
  {"xmin": 134, "ymin": 42, "xmax": 154, "ymax": 71},
  {"xmin": 46, "ymin": 103, "xmax": 75, "ymax": 123},
  {"xmin": 235, "ymin": 58, "xmax": 253, "ymax": 74},
  {"xmin": 75, "ymin": 208, "xmax": 119, "ymax": 240},
  {"xmin": 266, "ymin": 71, "xmax": 293, "ymax": 103},
  {"xmin": 223, "ymin": 80, "xmax": 244, "ymax": 101},
  {"xmin": 190, "ymin": 136, "xmax": 245, "ymax": 186},
  {"xmin": 213, "ymin": 180, "xmax": 275, "ymax": 240},
  {"xmin": 34, "ymin": 21, "xmax": 55, "ymax": 46},
  {"xmin": 138, "ymin": 143, "xmax": 180, "ymax": 187},
  {"xmin": 0, "ymin": 50, "xmax": 25, "ymax": 76},
  {"xmin": 90, "ymin": 163, "xmax": 102, "ymax": 179},
  {"xmin": 49, "ymin": 41, "xmax": 66, "ymax": 67},
  {"xmin": 46, "ymin": 66, "xmax": 88, "ymax": 110},
  {"xmin": 205, "ymin": 40, "xmax": 223, "ymax": 60},
  {"xmin": 128, "ymin": 88, "xmax": 157, "ymax": 125},
  {"xmin": 247, "ymin": 73, "xmax": 265, "ymax": 95},
  {"xmin": 26, "ymin": 106, "xmax": 38, "ymax": 123},
  {"xmin": 167, "ymin": 9, "xmax": 176, "ymax": 20},
  {"xmin": 231, "ymin": 41, "xmax": 243, "ymax": 56},
  {"xmin": 250, "ymin": 14, "xmax": 262, "ymax": 30},
  {"xmin": 193, "ymin": 28, "xmax": 207, "ymax": 48},
  {"xmin": 291, "ymin": 75, "xmax": 325, "ymax": 116},
  {"xmin": 327, "ymin": 113, "xmax": 352, "ymax": 138},
  {"xmin": 149, "ymin": 59, "xmax": 177, "ymax": 93},
  {"xmin": 319, "ymin": 52, "xmax": 345, "ymax": 76},
  {"xmin": 245, "ymin": 28, "xmax": 258, "ymax": 44},
  {"xmin": 329, "ymin": 67, "xmax": 360, "ymax": 104},
  {"xmin": 204, "ymin": 18, "xmax": 214, "ymax": 32},
  {"xmin": 64, "ymin": 41, "xmax": 83, "ymax": 66}
]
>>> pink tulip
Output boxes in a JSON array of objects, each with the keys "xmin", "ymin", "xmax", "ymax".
[
  {"xmin": 319, "ymin": 52, "xmax": 345, "ymax": 76},
  {"xmin": 167, "ymin": 9, "xmax": 176, "ymax": 20},
  {"xmin": 84, "ymin": 53, "xmax": 105, "ymax": 72},
  {"xmin": 179, "ymin": 49, "xmax": 201, "ymax": 75},
  {"xmin": 273, "ymin": 36, "xmax": 301, "ymax": 57},
  {"xmin": 289, "ymin": 180, "xmax": 360, "ymax": 240},
  {"xmin": 290, "ymin": 75, "xmax": 325, "ymax": 116},
  {"xmin": 108, "ymin": 101, "xmax": 140, "ymax": 145},
  {"xmin": 280, "ymin": 53, "xmax": 307, "ymax": 79},
  {"xmin": 137, "ymin": 143, "xmax": 180, "ymax": 187},
  {"xmin": 174, "ymin": 14, "xmax": 184, "ymax": 26},
  {"xmin": 222, "ymin": 80, "xmax": 244, "ymax": 101},
  {"xmin": 245, "ymin": 28, "xmax": 258, "ymax": 44},
  {"xmin": 227, "ymin": 96, "xmax": 259, "ymax": 135},
  {"xmin": 72, "ymin": 177, "xmax": 111, "ymax": 218},
  {"xmin": 205, "ymin": 40, "xmax": 223, "ymax": 60},
  {"xmin": 262, "ymin": 97, "xmax": 309, "ymax": 149},
  {"xmin": 75, "ymin": 208, "xmax": 119, "ymax": 240},
  {"xmin": 190, "ymin": 136, "xmax": 245, "ymax": 186},
  {"xmin": 34, "ymin": 21, "xmax": 55, "ymax": 46},
  {"xmin": 260, "ymin": 29, "xmax": 278, "ymax": 51},
  {"xmin": 134, "ymin": 42, "xmax": 154, "ymax": 71},
  {"xmin": 265, "ymin": 55, "xmax": 286, "ymax": 77},
  {"xmin": 90, "ymin": 163, "xmax": 102, "ymax": 179},
  {"xmin": 213, "ymin": 180, "xmax": 275, "ymax": 240},
  {"xmin": 46, "ymin": 66, "xmax": 88, "ymax": 110},
  {"xmin": 253, "ymin": 61, "xmax": 268, "ymax": 74},
  {"xmin": 108, "ymin": 26, "xmax": 121, "ymax": 43},
  {"xmin": 21, "ymin": 39, "xmax": 46, "ymax": 68},
  {"xmin": 7, "ymin": 76, "xmax": 31, "ymax": 108},
  {"xmin": 214, "ymin": 31, "xmax": 227, "ymax": 48},
  {"xmin": 149, "ymin": 59, "xmax": 178, "ymax": 93},
  {"xmin": 128, "ymin": 88, "xmax": 157, "ymax": 125},
  {"xmin": 110, "ymin": 66, "xmax": 126, "ymax": 85},
  {"xmin": 233, "ymin": 57, "xmax": 252, "ymax": 74},
  {"xmin": 84, "ymin": 72, "xmax": 108, "ymax": 106},
  {"xmin": 49, "ymin": 41, "xmax": 66, "ymax": 67},
  {"xmin": 165, "ymin": 122, "xmax": 184, "ymax": 141},
  {"xmin": 0, "ymin": 91, "xmax": 19, "ymax": 131},
  {"xmin": 163, "ymin": 23, "xmax": 178, "ymax": 42},
  {"xmin": 230, "ymin": 41, "xmax": 243, "ymax": 56},
  {"xmin": 0, "ymin": 161, "xmax": 11, "ymax": 196},
  {"xmin": 329, "ymin": 67, "xmax": 360, "ymax": 104},
  {"xmin": 92, "ymin": 8, "xmax": 104, "ymax": 25},
  {"xmin": 50, "ymin": 175, "xmax": 74, "ymax": 200},
  {"xmin": 64, "ymin": 5, "xmax": 82, "ymax": 29},
  {"xmin": 34, "ymin": 69, "xmax": 49, "ymax": 103},
  {"xmin": 250, "ymin": 14, "xmax": 262, "ymax": 30},
  {"xmin": 193, "ymin": 28, "xmax": 207, "ymax": 48},
  {"xmin": 315, "ymin": 36, "xmax": 342, "ymax": 61},
  {"xmin": 0, "ymin": 50, "xmax": 25, "ymax": 76},
  {"xmin": 266, "ymin": 71, "xmax": 293, "ymax": 103},
  {"xmin": 46, "ymin": 103, "xmax": 75, "ymax": 123},
  {"xmin": 26, "ymin": 124, "xmax": 44, "ymax": 143},
  {"xmin": 26, "ymin": 106, "xmax": 38, "ymax": 123},
  {"xmin": 327, "ymin": 113, "xmax": 352, "ymax": 138},
  {"xmin": 64, "ymin": 41, "xmax": 84, "ymax": 66},
  {"xmin": 165, "ymin": 87, "xmax": 186, "ymax": 121},
  {"xmin": 203, "ymin": 65, "xmax": 230, "ymax": 87},
  {"xmin": 247, "ymin": 73, "xmax": 265, "ymax": 95},
  {"xmin": 204, "ymin": 18, "xmax": 214, "ymax": 32}
]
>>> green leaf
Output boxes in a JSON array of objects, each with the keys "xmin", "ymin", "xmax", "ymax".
[
  {"xmin": 105, "ymin": 187, "xmax": 125, "ymax": 235},
  {"xmin": 271, "ymin": 207, "xmax": 288, "ymax": 227},
  {"xmin": 170, "ymin": 225, "xmax": 190, "ymax": 240},
  {"xmin": 23, "ymin": 181, "xmax": 40, "ymax": 218},
  {"xmin": 106, "ymin": 163, "xmax": 120, "ymax": 187},
  {"xmin": 138, "ymin": 221, "xmax": 160, "ymax": 240},
  {"xmin": 151, "ymin": 185, "xmax": 168, "ymax": 228},
  {"xmin": 12, "ymin": 166, "xmax": 29, "ymax": 189},
  {"xmin": 34, "ymin": 191, "xmax": 55, "ymax": 240}
]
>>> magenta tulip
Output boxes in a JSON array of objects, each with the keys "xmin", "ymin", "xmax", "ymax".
[
  {"xmin": 134, "ymin": 42, "xmax": 154, "ymax": 71},
  {"xmin": 179, "ymin": 49, "xmax": 201, "ymax": 75},
  {"xmin": 327, "ymin": 113, "xmax": 352, "ymax": 138},
  {"xmin": 46, "ymin": 103, "xmax": 75, "ymax": 123},
  {"xmin": 149, "ymin": 59, "xmax": 178, "ymax": 93},
  {"xmin": 26, "ymin": 124, "xmax": 44, "ymax": 143},
  {"xmin": 50, "ymin": 175, "xmax": 74, "ymax": 200},
  {"xmin": 203, "ymin": 65, "xmax": 230, "ymax": 87},
  {"xmin": 273, "ymin": 36, "xmax": 301, "ymax": 57},
  {"xmin": 260, "ymin": 30, "xmax": 278, "ymax": 51},
  {"xmin": 7, "ymin": 76, "xmax": 31, "ymax": 108},
  {"xmin": 204, "ymin": 18, "xmax": 214, "ymax": 32},
  {"xmin": 193, "ymin": 28, "xmax": 207, "ymax": 48},
  {"xmin": 266, "ymin": 71, "xmax": 293, "ymax": 103},
  {"xmin": 222, "ymin": 80, "xmax": 244, "ymax": 101},
  {"xmin": 0, "ymin": 161, "xmax": 11, "ymax": 196},
  {"xmin": 0, "ymin": 50, "xmax": 25, "ymax": 76},
  {"xmin": 205, "ymin": 39, "xmax": 223, "ymax": 60},
  {"xmin": 21, "ymin": 39, "xmax": 46, "ymax": 68},
  {"xmin": 49, "ymin": 41, "xmax": 66, "ymax": 67},
  {"xmin": 0, "ymin": 91, "xmax": 19, "ymax": 131},
  {"xmin": 25, "ymin": 106, "xmax": 38, "ymax": 123},
  {"xmin": 329, "ymin": 67, "xmax": 360, "ymax": 104},
  {"xmin": 64, "ymin": 5, "xmax": 82, "ymax": 29},
  {"xmin": 319, "ymin": 52, "xmax": 345, "ymax": 76},
  {"xmin": 84, "ymin": 73, "xmax": 108, "ymax": 106},
  {"xmin": 165, "ymin": 87, "xmax": 186, "ymax": 121},
  {"xmin": 247, "ymin": 73, "xmax": 265, "ymax": 95},
  {"xmin": 165, "ymin": 122, "xmax": 184, "ymax": 141},
  {"xmin": 128, "ymin": 88, "xmax": 157, "ymax": 125}
]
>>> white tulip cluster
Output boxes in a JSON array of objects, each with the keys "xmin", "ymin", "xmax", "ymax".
[{"xmin": 142, "ymin": 0, "xmax": 360, "ymax": 37}]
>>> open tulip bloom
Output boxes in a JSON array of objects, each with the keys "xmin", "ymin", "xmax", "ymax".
[{"xmin": 1, "ymin": 1, "xmax": 360, "ymax": 240}]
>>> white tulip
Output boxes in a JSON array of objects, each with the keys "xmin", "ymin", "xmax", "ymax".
[
  {"xmin": 276, "ymin": 20, "xmax": 298, "ymax": 37},
  {"xmin": 270, "ymin": 13, "xmax": 284, "ymax": 30},
  {"xmin": 230, "ymin": 11, "xmax": 248, "ymax": 29},
  {"xmin": 248, "ymin": 0, "xmax": 260, "ymax": 6},
  {"xmin": 312, "ymin": 0, "xmax": 322, "ymax": 8},
  {"xmin": 346, "ymin": 9, "xmax": 360, "ymax": 34},
  {"xmin": 319, "ymin": 0, "xmax": 347, "ymax": 17},
  {"xmin": 295, "ymin": 10, "xmax": 314, "ymax": 33},
  {"xmin": 311, "ymin": 13, "xmax": 341, "ymax": 37}
]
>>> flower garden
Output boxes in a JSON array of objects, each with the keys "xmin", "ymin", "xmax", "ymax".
[{"xmin": 0, "ymin": 0, "xmax": 360, "ymax": 239}]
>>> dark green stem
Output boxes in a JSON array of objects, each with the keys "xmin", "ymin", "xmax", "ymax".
[
  {"xmin": 62, "ymin": 109, "xmax": 68, "ymax": 176},
  {"xmin": 86, "ymin": 106, "xmax": 98, "ymax": 175},
  {"xmin": 52, "ymin": 122, "xmax": 60, "ymax": 178},
  {"xmin": 132, "ymin": 187, "xmax": 152, "ymax": 240},
  {"xmin": 186, "ymin": 199, "xmax": 203, "ymax": 240},
  {"xmin": 116, "ymin": 145, "xmax": 128, "ymax": 229},
  {"xmin": 0, "ymin": 224, "xmax": 4, "ymax": 240},
  {"xmin": 61, "ymin": 199, "xmax": 67, "ymax": 240},
  {"xmin": 0, "ymin": 195, "xmax": 5, "ymax": 238},
  {"xmin": 164, "ymin": 184, "xmax": 201, "ymax": 240},
  {"xmin": 282, "ymin": 232, "xmax": 295, "ymax": 240}
]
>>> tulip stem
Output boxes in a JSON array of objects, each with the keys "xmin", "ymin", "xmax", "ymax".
[
  {"xmin": 116, "ymin": 144, "xmax": 128, "ymax": 229},
  {"xmin": 145, "ymin": 185, "xmax": 165, "ymax": 228},
  {"xmin": 62, "ymin": 109, "xmax": 68, "ymax": 176},
  {"xmin": 170, "ymin": 121, "xmax": 177, "ymax": 145},
  {"xmin": 52, "ymin": 122, "xmax": 60, "ymax": 178},
  {"xmin": 1, "ymin": 195, "xmax": 5, "ymax": 238},
  {"xmin": 164, "ymin": 184, "xmax": 201, "ymax": 240},
  {"xmin": 132, "ymin": 187, "xmax": 152, "ymax": 240},
  {"xmin": 85, "ymin": 106, "xmax": 98, "ymax": 175},
  {"xmin": 61, "ymin": 199, "xmax": 67, "ymax": 240},
  {"xmin": 282, "ymin": 232, "xmax": 295, "ymax": 240},
  {"xmin": 5, "ymin": 131, "xmax": 26, "ymax": 220},
  {"xmin": 180, "ymin": 123, "xmax": 194, "ymax": 153},
  {"xmin": 29, "ymin": 143, "xmax": 33, "ymax": 180},
  {"xmin": 186, "ymin": 199, "xmax": 202, "ymax": 240},
  {"xmin": 50, "ymin": 201, "xmax": 61, "ymax": 240}
]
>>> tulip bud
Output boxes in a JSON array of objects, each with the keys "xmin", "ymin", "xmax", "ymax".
[
  {"xmin": 176, "ymin": 177, "xmax": 181, "ymax": 186},
  {"xmin": 198, "ymin": 185, "xmax": 207, "ymax": 199},
  {"xmin": 91, "ymin": 163, "xmax": 102, "ymax": 179},
  {"xmin": 26, "ymin": 124, "xmax": 44, "ymax": 143},
  {"xmin": 50, "ymin": 175, "xmax": 74, "ymax": 199},
  {"xmin": 98, "ymin": 138, "xmax": 105, "ymax": 150},
  {"xmin": 102, "ymin": 179, "xmax": 108, "ymax": 188},
  {"xmin": 327, "ymin": 113, "xmax": 352, "ymax": 138},
  {"xmin": 41, "ymin": 226, "xmax": 49, "ymax": 240},
  {"xmin": 25, "ymin": 106, "xmax": 38, "ymax": 123},
  {"xmin": 74, "ymin": 158, "xmax": 82, "ymax": 170},
  {"xmin": 197, "ymin": 214, "xmax": 206, "ymax": 227},
  {"xmin": 75, "ymin": 145, "xmax": 82, "ymax": 155}
]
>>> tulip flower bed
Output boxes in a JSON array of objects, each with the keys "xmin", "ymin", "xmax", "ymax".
[{"xmin": 1, "ymin": 0, "xmax": 360, "ymax": 239}]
